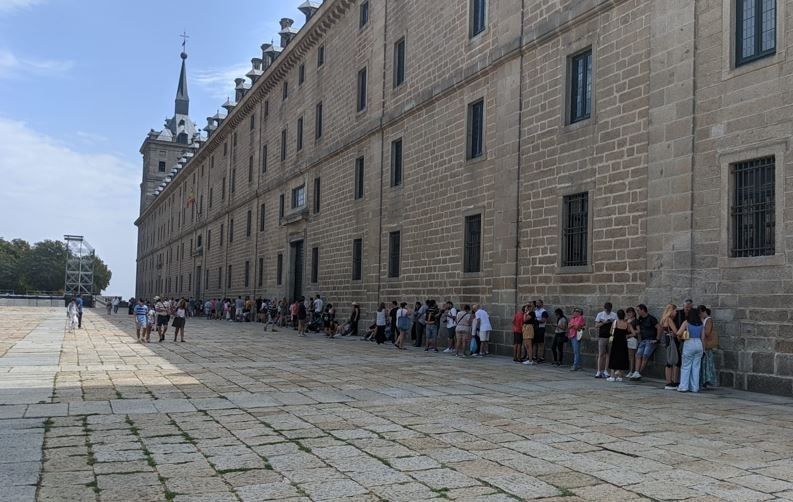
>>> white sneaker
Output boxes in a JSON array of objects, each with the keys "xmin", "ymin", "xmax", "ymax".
[
  {"xmin": 632, "ymin": 372, "xmax": 642, "ymax": 379},
  {"xmin": 615, "ymin": 377, "xmax": 623, "ymax": 382},
  {"xmin": 443, "ymin": 348, "xmax": 451, "ymax": 353},
  {"xmin": 606, "ymin": 376, "xmax": 616, "ymax": 382},
  {"xmin": 522, "ymin": 360, "xmax": 534, "ymax": 365}
]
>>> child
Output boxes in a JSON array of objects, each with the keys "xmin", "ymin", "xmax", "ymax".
[{"xmin": 146, "ymin": 303, "xmax": 156, "ymax": 342}]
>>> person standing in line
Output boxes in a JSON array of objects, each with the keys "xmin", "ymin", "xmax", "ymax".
[
  {"xmin": 521, "ymin": 309, "xmax": 537, "ymax": 365},
  {"xmin": 395, "ymin": 302, "xmax": 411, "ymax": 350},
  {"xmin": 442, "ymin": 301, "xmax": 458, "ymax": 353},
  {"xmin": 659, "ymin": 304, "xmax": 680, "ymax": 389},
  {"xmin": 414, "ymin": 301, "xmax": 428, "ymax": 348},
  {"xmin": 172, "ymin": 299, "xmax": 187, "ymax": 342},
  {"xmin": 134, "ymin": 298, "xmax": 148, "ymax": 342},
  {"xmin": 700, "ymin": 305, "xmax": 719, "ymax": 389},
  {"xmin": 607, "ymin": 309, "xmax": 633, "ymax": 381},
  {"xmin": 472, "ymin": 304, "xmax": 492, "ymax": 357},
  {"xmin": 629, "ymin": 304, "xmax": 661, "ymax": 380},
  {"xmin": 313, "ymin": 294, "xmax": 324, "ymax": 324},
  {"xmin": 325, "ymin": 304, "xmax": 337, "ymax": 338},
  {"xmin": 205, "ymin": 299, "xmax": 213, "ymax": 320},
  {"xmin": 375, "ymin": 303, "xmax": 387, "ymax": 345},
  {"xmin": 567, "ymin": 308, "xmax": 585, "ymax": 371},
  {"xmin": 625, "ymin": 307, "xmax": 639, "ymax": 377},
  {"xmin": 533, "ymin": 300, "xmax": 548, "ymax": 363},
  {"xmin": 348, "ymin": 302, "xmax": 361, "ymax": 337},
  {"xmin": 454, "ymin": 305, "xmax": 473, "ymax": 357},
  {"xmin": 511, "ymin": 305, "xmax": 525, "ymax": 363},
  {"xmin": 424, "ymin": 300, "xmax": 440, "ymax": 352},
  {"xmin": 676, "ymin": 308, "xmax": 705, "ymax": 393},
  {"xmin": 594, "ymin": 302, "xmax": 618, "ymax": 378},
  {"xmin": 75, "ymin": 295, "xmax": 84, "ymax": 328},
  {"xmin": 296, "ymin": 297, "xmax": 307, "ymax": 336},
  {"xmin": 388, "ymin": 301, "xmax": 399, "ymax": 344},
  {"xmin": 551, "ymin": 308, "xmax": 568, "ymax": 366},
  {"xmin": 290, "ymin": 301, "xmax": 299, "ymax": 328}
]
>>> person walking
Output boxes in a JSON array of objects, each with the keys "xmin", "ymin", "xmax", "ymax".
[
  {"xmin": 375, "ymin": 303, "xmax": 387, "ymax": 345},
  {"xmin": 112, "ymin": 296, "xmax": 120, "ymax": 314},
  {"xmin": 76, "ymin": 295, "xmax": 84, "ymax": 328},
  {"xmin": 154, "ymin": 296, "xmax": 168, "ymax": 342},
  {"xmin": 172, "ymin": 299, "xmax": 187, "ymax": 342},
  {"xmin": 607, "ymin": 310, "xmax": 632, "ymax": 381},
  {"xmin": 594, "ymin": 302, "xmax": 617, "ymax": 378},
  {"xmin": 551, "ymin": 308, "xmax": 568, "ymax": 366},
  {"xmin": 134, "ymin": 298, "xmax": 148, "ymax": 342},
  {"xmin": 676, "ymin": 308, "xmax": 705, "ymax": 393},
  {"xmin": 67, "ymin": 298, "xmax": 79, "ymax": 331},
  {"xmin": 567, "ymin": 308, "xmax": 585, "ymax": 371}
]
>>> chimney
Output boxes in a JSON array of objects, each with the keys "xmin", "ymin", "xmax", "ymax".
[
  {"xmin": 261, "ymin": 43, "xmax": 273, "ymax": 68},
  {"xmin": 298, "ymin": 1, "xmax": 321, "ymax": 23},
  {"xmin": 247, "ymin": 58, "xmax": 264, "ymax": 83},
  {"xmin": 234, "ymin": 77, "xmax": 246, "ymax": 102},
  {"xmin": 279, "ymin": 18, "xmax": 297, "ymax": 47}
]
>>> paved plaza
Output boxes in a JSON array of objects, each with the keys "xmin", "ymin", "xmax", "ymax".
[{"xmin": 1, "ymin": 307, "xmax": 793, "ymax": 501}]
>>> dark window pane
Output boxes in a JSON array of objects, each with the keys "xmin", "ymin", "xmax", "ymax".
[
  {"xmin": 360, "ymin": 1, "xmax": 369, "ymax": 27},
  {"xmin": 391, "ymin": 139, "xmax": 403, "ymax": 186},
  {"xmin": 464, "ymin": 214, "xmax": 481, "ymax": 272},
  {"xmin": 259, "ymin": 204, "xmax": 266, "ymax": 232},
  {"xmin": 297, "ymin": 117, "xmax": 303, "ymax": 151},
  {"xmin": 562, "ymin": 193, "xmax": 589, "ymax": 267},
  {"xmin": 467, "ymin": 99, "xmax": 484, "ymax": 159},
  {"xmin": 388, "ymin": 231, "xmax": 400, "ymax": 278},
  {"xmin": 355, "ymin": 157, "xmax": 365, "ymax": 199},
  {"xmin": 352, "ymin": 239, "xmax": 362, "ymax": 280},
  {"xmin": 357, "ymin": 67, "xmax": 367, "ymax": 112},
  {"xmin": 258, "ymin": 257, "xmax": 264, "ymax": 287},
  {"xmin": 262, "ymin": 145, "xmax": 268, "ymax": 172},
  {"xmin": 318, "ymin": 45, "xmax": 325, "ymax": 66},
  {"xmin": 736, "ymin": 0, "xmax": 776, "ymax": 66},
  {"xmin": 394, "ymin": 38, "xmax": 405, "ymax": 87},
  {"xmin": 281, "ymin": 129, "xmax": 287, "ymax": 161},
  {"xmin": 470, "ymin": 0, "xmax": 486, "ymax": 37},
  {"xmin": 731, "ymin": 157, "xmax": 775, "ymax": 257},
  {"xmin": 570, "ymin": 50, "xmax": 592, "ymax": 123},
  {"xmin": 315, "ymin": 102, "xmax": 323, "ymax": 139},
  {"xmin": 246, "ymin": 210, "xmax": 251, "ymax": 237},
  {"xmin": 277, "ymin": 254, "xmax": 283, "ymax": 285},
  {"xmin": 311, "ymin": 247, "xmax": 319, "ymax": 283},
  {"xmin": 313, "ymin": 178, "xmax": 320, "ymax": 214}
]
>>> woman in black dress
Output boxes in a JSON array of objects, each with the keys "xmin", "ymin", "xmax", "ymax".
[{"xmin": 608, "ymin": 309, "xmax": 633, "ymax": 381}]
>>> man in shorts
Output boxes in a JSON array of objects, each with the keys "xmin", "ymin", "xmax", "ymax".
[
  {"xmin": 533, "ymin": 300, "xmax": 548, "ymax": 363},
  {"xmin": 424, "ymin": 300, "xmax": 440, "ymax": 352},
  {"xmin": 629, "ymin": 304, "xmax": 660, "ymax": 380},
  {"xmin": 472, "ymin": 304, "xmax": 492, "ymax": 356},
  {"xmin": 594, "ymin": 302, "xmax": 617, "ymax": 378},
  {"xmin": 154, "ymin": 296, "xmax": 169, "ymax": 342},
  {"xmin": 134, "ymin": 298, "xmax": 148, "ymax": 342},
  {"xmin": 443, "ymin": 301, "xmax": 458, "ymax": 353}
]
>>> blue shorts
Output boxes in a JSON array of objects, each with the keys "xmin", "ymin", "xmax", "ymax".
[
  {"xmin": 426, "ymin": 324, "xmax": 438, "ymax": 340},
  {"xmin": 637, "ymin": 339, "xmax": 657, "ymax": 358}
]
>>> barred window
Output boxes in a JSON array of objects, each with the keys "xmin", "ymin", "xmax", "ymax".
[
  {"xmin": 311, "ymin": 247, "xmax": 319, "ymax": 283},
  {"xmin": 562, "ymin": 193, "xmax": 589, "ymax": 267},
  {"xmin": 388, "ymin": 231, "xmax": 400, "ymax": 278},
  {"xmin": 464, "ymin": 214, "xmax": 481, "ymax": 273},
  {"xmin": 354, "ymin": 157, "xmax": 365, "ymax": 199},
  {"xmin": 732, "ymin": 157, "xmax": 775, "ymax": 257},
  {"xmin": 736, "ymin": 0, "xmax": 776, "ymax": 66},
  {"xmin": 570, "ymin": 49, "xmax": 592, "ymax": 124},
  {"xmin": 352, "ymin": 238, "xmax": 363, "ymax": 280}
]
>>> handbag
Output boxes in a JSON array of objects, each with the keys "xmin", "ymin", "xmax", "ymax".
[
  {"xmin": 704, "ymin": 319, "xmax": 718, "ymax": 350},
  {"xmin": 576, "ymin": 329, "xmax": 584, "ymax": 341},
  {"xmin": 679, "ymin": 329, "xmax": 690, "ymax": 341}
]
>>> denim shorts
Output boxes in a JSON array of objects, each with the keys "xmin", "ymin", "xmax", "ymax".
[
  {"xmin": 426, "ymin": 324, "xmax": 438, "ymax": 340},
  {"xmin": 637, "ymin": 339, "xmax": 657, "ymax": 358}
]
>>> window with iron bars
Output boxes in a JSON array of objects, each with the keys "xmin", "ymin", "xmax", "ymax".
[
  {"xmin": 731, "ymin": 156, "xmax": 775, "ymax": 257},
  {"xmin": 562, "ymin": 193, "xmax": 588, "ymax": 267}
]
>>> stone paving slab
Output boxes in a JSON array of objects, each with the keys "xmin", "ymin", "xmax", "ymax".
[{"xmin": 1, "ymin": 307, "xmax": 793, "ymax": 501}]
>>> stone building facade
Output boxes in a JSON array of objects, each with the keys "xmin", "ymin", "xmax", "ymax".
[{"xmin": 135, "ymin": 0, "xmax": 793, "ymax": 395}]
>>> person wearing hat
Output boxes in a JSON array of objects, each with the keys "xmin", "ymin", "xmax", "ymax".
[{"xmin": 348, "ymin": 302, "xmax": 361, "ymax": 337}]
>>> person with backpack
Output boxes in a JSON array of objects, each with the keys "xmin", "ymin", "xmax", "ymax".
[
  {"xmin": 454, "ymin": 305, "xmax": 473, "ymax": 357},
  {"xmin": 395, "ymin": 302, "xmax": 411, "ymax": 350},
  {"xmin": 424, "ymin": 300, "xmax": 440, "ymax": 352}
]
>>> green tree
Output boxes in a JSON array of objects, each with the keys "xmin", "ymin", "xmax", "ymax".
[
  {"xmin": 0, "ymin": 238, "xmax": 31, "ymax": 291},
  {"xmin": 92, "ymin": 255, "xmax": 112, "ymax": 293}
]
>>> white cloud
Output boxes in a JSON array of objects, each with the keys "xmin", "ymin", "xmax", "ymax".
[
  {"xmin": 0, "ymin": 0, "xmax": 42, "ymax": 13},
  {"xmin": 0, "ymin": 117, "xmax": 139, "ymax": 296},
  {"xmin": 75, "ymin": 130, "xmax": 109, "ymax": 144},
  {"xmin": 193, "ymin": 62, "xmax": 250, "ymax": 100},
  {"xmin": 0, "ymin": 48, "xmax": 74, "ymax": 79}
]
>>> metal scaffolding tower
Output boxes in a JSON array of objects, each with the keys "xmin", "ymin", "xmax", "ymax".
[{"xmin": 64, "ymin": 235, "xmax": 95, "ymax": 297}]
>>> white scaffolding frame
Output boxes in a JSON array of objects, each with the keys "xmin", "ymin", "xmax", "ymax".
[{"xmin": 64, "ymin": 235, "xmax": 95, "ymax": 297}]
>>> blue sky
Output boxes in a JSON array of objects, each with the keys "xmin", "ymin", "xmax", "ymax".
[{"xmin": 0, "ymin": 0, "xmax": 303, "ymax": 295}]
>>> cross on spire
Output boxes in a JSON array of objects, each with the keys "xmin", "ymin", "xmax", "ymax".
[{"xmin": 180, "ymin": 31, "xmax": 190, "ymax": 53}]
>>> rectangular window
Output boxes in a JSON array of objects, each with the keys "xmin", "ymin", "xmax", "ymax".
[
  {"xmin": 248, "ymin": 155, "xmax": 253, "ymax": 182},
  {"xmin": 250, "ymin": 113, "xmax": 255, "ymax": 130},
  {"xmin": 470, "ymin": 0, "xmax": 486, "ymax": 37},
  {"xmin": 393, "ymin": 38, "xmax": 405, "ymax": 87},
  {"xmin": 315, "ymin": 102, "xmax": 323, "ymax": 139},
  {"xmin": 562, "ymin": 193, "xmax": 589, "ymax": 267},
  {"xmin": 317, "ymin": 45, "xmax": 325, "ymax": 67},
  {"xmin": 313, "ymin": 178, "xmax": 321, "ymax": 213},
  {"xmin": 261, "ymin": 145, "xmax": 268, "ymax": 172},
  {"xmin": 467, "ymin": 99, "xmax": 484, "ymax": 159},
  {"xmin": 221, "ymin": 177, "xmax": 226, "ymax": 200},
  {"xmin": 299, "ymin": 63, "xmax": 305, "ymax": 85},
  {"xmin": 282, "ymin": 81, "xmax": 288, "ymax": 100},
  {"xmin": 388, "ymin": 231, "xmax": 400, "ymax": 278},
  {"xmin": 223, "ymin": 142, "xmax": 228, "ymax": 156},
  {"xmin": 570, "ymin": 49, "xmax": 593, "ymax": 124},
  {"xmin": 359, "ymin": 1, "xmax": 369, "ymax": 28},
  {"xmin": 246, "ymin": 209, "xmax": 252, "ymax": 237},
  {"xmin": 464, "ymin": 214, "xmax": 482, "ymax": 273},
  {"xmin": 357, "ymin": 67, "xmax": 367, "ymax": 112},
  {"xmin": 277, "ymin": 253, "xmax": 283, "ymax": 285},
  {"xmin": 206, "ymin": 269, "xmax": 209, "ymax": 291},
  {"xmin": 209, "ymin": 187, "xmax": 213, "ymax": 208},
  {"xmin": 244, "ymin": 260, "xmax": 250, "ymax": 288},
  {"xmin": 227, "ymin": 264, "xmax": 232, "ymax": 288},
  {"xmin": 220, "ymin": 223, "xmax": 224, "ymax": 246},
  {"xmin": 158, "ymin": 161, "xmax": 166, "ymax": 172},
  {"xmin": 292, "ymin": 185, "xmax": 305, "ymax": 209},
  {"xmin": 259, "ymin": 203, "xmax": 266, "ymax": 232},
  {"xmin": 258, "ymin": 257, "xmax": 264, "ymax": 287},
  {"xmin": 279, "ymin": 193, "xmax": 285, "ymax": 218},
  {"xmin": 311, "ymin": 247, "xmax": 319, "ymax": 283},
  {"xmin": 352, "ymin": 238, "xmax": 362, "ymax": 280},
  {"xmin": 229, "ymin": 218, "xmax": 234, "ymax": 243},
  {"xmin": 354, "ymin": 157, "xmax": 365, "ymax": 199},
  {"xmin": 391, "ymin": 138, "xmax": 403, "ymax": 186},
  {"xmin": 280, "ymin": 129, "xmax": 287, "ymax": 161},
  {"xmin": 297, "ymin": 117, "xmax": 304, "ymax": 151},
  {"xmin": 736, "ymin": 0, "xmax": 776, "ymax": 66},
  {"xmin": 264, "ymin": 99, "xmax": 269, "ymax": 118},
  {"xmin": 217, "ymin": 267, "xmax": 222, "ymax": 288},
  {"xmin": 207, "ymin": 229, "xmax": 211, "ymax": 250},
  {"xmin": 731, "ymin": 156, "xmax": 775, "ymax": 257},
  {"xmin": 231, "ymin": 169, "xmax": 236, "ymax": 194}
]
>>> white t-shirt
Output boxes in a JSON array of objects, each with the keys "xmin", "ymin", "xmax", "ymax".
[
  {"xmin": 375, "ymin": 309, "xmax": 387, "ymax": 326},
  {"xmin": 176, "ymin": 308, "xmax": 186, "ymax": 318},
  {"xmin": 396, "ymin": 308, "xmax": 408, "ymax": 320},
  {"xmin": 535, "ymin": 307, "xmax": 547, "ymax": 328},
  {"xmin": 446, "ymin": 308, "xmax": 458, "ymax": 328},
  {"xmin": 475, "ymin": 309, "xmax": 492, "ymax": 332},
  {"xmin": 595, "ymin": 311, "xmax": 618, "ymax": 324},
  {"xmin": 314, "ymin": 298, "xmax": 324, "ymax": 313}
]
